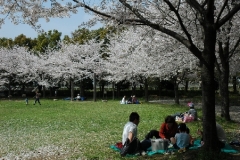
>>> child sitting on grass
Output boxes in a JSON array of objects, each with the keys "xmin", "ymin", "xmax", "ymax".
[{"xmin": 170, "ymin": 123, "xmax": 190, "ymax": 153}]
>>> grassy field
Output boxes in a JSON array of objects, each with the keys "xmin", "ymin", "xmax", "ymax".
[{"xmin": 0, "ymin": 99, "xmax": 239, "ymax": 160}]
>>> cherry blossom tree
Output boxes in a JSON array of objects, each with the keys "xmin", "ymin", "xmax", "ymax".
[
  {"xmin": 214, "ymin": 7, "xmax": 240, "ymax": 120},
  {"xmin": 72, "ymin": 0, "xmax": 240, "ymax": 151},
  {"xmin": 230, "ymin": 52, "xmax": 240, "ymax": 90},
  {"xmin": 105, "ymin": 26, "xmax": 199, "ymax": 103},
  {"xmin": 79, "ymin": 0, "xmax": 240, "ymax": 151},
  {"xmin": 2, "ymin": 0, "xmax": 240, "ymax": 151},
  {"xmin": 45, "ymin": 40, "xmax": 103, "ymax": 100},
  {"xmin": 0, "ymin": 46, "xmax": 35, "ymax": 96}
]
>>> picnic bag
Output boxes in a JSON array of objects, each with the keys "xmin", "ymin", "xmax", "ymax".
[
  {"xmin": 120, "ymin": 137, "xmax": 140, "ymax": 157},
  {"xmin": 183, "ymin": 114, "xmax": 194, "ymax": 122}
]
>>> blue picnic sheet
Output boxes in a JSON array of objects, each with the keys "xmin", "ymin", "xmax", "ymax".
[{"xmin": 110, "ymin": 139, "xmax": 239, "ymax": 156}]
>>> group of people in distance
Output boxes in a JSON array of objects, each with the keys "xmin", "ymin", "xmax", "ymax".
[
  {"xmin": 120, "ymin": 111, "xmax": 227, "ymax": 157},
  {"xmin": 120, "ymin": 95, "xmax": 140, "ymax": 104}
]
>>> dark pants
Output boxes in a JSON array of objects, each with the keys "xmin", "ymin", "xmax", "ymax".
[
  {"xmin": 145, "ymin": 130, "xmax": 160, "ymax": 139},
  {"xmin": 34, "ymin": 98, "xmax": 41, "ymax": 105},
  {"xmin": 141, "ymin": 130, "xmax": 161, "ymax": 151},
  {"xmin": 120, "ymin": 138, "xmax": 141, "ymax": 156}
]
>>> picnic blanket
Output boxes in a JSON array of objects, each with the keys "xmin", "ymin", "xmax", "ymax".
[{"xmin": 110, "ymin": 139, "xmax": 239, "ymax": 157}]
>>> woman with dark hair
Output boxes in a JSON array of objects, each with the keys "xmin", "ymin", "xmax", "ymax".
[
  {"xmin": 144, "ymin": 115, "xmax": 178, "ymax": 140},
  {"xmin": 140, "ymin": 115, "xmax": 178, "ymax": 151},
  {"xmin": 159, "ymin": 115, "xmax": 179, "ymax": 139}
]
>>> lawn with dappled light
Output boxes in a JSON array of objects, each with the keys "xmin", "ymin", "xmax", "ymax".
[{"xmin": 0, "ymin": 99, "xmax": 238, "ymax": 160}]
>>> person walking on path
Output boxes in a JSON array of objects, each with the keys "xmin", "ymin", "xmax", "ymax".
[{"xmin": 34, "ymin": 92, "xmax": 41, "ymax": 105}]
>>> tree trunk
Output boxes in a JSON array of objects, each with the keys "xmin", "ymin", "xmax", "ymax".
[
  {"xmin": 144, "ymin": 79, "xmax": 148, "ymax": 102},
  {"xmin": 7, "ymin": 82, "xmax": 11, "ymax": 97},
  {"xmin": 158, "ymin": 79, "xmax": 162, "ymax": 97},
  {"xmin": 173, "ymin": 79, "xmax": 180, "ymax": 105},
  {"xmin": 112, "ymin": 82, "xmax": 115, "ymax": 100},
  {"xmin": 93, "ymin": 73, "xmax": 96, "ymax": 102},
  {"xmin": 185, "ymin": 80, "xmax": 188, "ymax": 92},
  {"xmin": 219, "ymin": 69, "xmax": 230, "ymax": 120},
  {"xmin": 49, "ymin": 87, "xmax": 52, "ymax": 97},
  {"xmin": 232, "ymin": 76, "xmax": 237, "ymax": 93},
  {"xmin": 80, "ymin": 81, "xmax": 84, "ymax": 97},
  {"xmin": 21, "ymin": 83, "xmax": 25, "ymax": 95},
  {"xmin": 70, "ymin": 79, "xmax": 74, "ymax": 101},
  {"xmin": 132, "ymin": 82, "xmax": 136, "ymax": 95},
  {"xmin": 42, "ymin": 85, "xmax": 46, "ymax": 98},
  {"xmin": 217, "ymin": 42, "xmax": 231, "ymax": 121},
  {"xmin": 101, "ymin": 82, "xmax": 105, "ymax": 99},
  {"xmin": 201, "ymin": 23, "xmax": 219, "ymax": 151},
  {"xmin": 116, "ymin": 83, "xmax": 120, "ymax": 98}
]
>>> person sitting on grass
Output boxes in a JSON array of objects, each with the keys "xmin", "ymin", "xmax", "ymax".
[
  {"xmin": 144, "ymin": 115, "xmax": 179, "ymax": 140},
  {"xmin": 141, "ymin": 115, "xmax": 179, "ymax": 151},
  {"xmin": 76, "ymin": 94, "xmax": 81, "ymax": 101},
  {"xmin": 132, "ymin": 95, "xmax": 139, "ymax": 104},
  {"xmin": 121, "ymin": 112, "xmax": 146, "ymax": 156},
  {"xmin": 127, "ymin": 96, "xmax": 133, "ymax": 104},
  {"xmin": 197, "ymin": 122, "xmax": 226, "ymax": 148},
  {"xmin": 170, "ymin": 123, "xmax": 190, "ymax": 153},
  {"xmin": 120, "ymin": 95, "xmax": 127, "ymax": 104},
  {"xmin": 172, "ymin": 102, "xmax": 197, "ymax": 122},
  {"xmin": 187, "ymin": 102, "xmax": 198, "ymax": 121}
]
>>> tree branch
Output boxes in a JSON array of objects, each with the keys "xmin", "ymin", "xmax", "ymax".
[
  {"xmin": 73, "ymin": 0, "xmax": 209, "ymax": 69},
  {"xmin": 216, "ymin": 3, "xmax": 240, "ymax": 29},
  {"xmin": 216, "ymin": 0, "xmax": 229, "ymax": 25},
  {"xmin": 201, "ymin": 0, "xmax": 208, "ymax": 8},
  {"xmin": 73, "ymin": 0, "xmax": 112, "ymax": 19},
  {"xmin": 163, "ymin": 0, "xmax": 193, "ymax": 46},
  {"xmin": 229, "ymin": 37, "xmax": 240, "ymax": 58},
  {"xmin": 186, "ymin": 0, "xmax": 204, "ymax": 15}
]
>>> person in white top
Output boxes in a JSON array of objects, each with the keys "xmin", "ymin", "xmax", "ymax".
[
  {"xmin": 197, "ymin": 122, "xmax": 226, "ymax": 148},
  {"xmin": 122, "ymin": 112, "xmax": 139, "ymax": 144},
  {"xmin": 121, "ymin": 112, "xmax": 145, "ymax": 156},
  {"xmin": 120, "ymin": 95, "xmax": 127, "ymax": 104},
  {"xmin": 76, "ymin": 94, "xmax": 81, "ymax": 101}
]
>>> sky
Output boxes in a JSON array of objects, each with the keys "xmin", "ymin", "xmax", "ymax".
[{"xmin": 0, "ymin": 8, "xmax": 102, "ymax": 39}]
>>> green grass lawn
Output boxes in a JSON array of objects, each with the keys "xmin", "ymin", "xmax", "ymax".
[{"xmin": 0, "ymin": 99, "xmax": 238, "ymax": 160}]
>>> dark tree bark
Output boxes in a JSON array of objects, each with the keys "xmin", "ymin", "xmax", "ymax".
[
  {"xmin": 131, "ymin": 82, "xmax": 136, "ymax": 95},
  {"xmin": 216, "ymin": 41, "xmax": 231, "ymax": 121},
  {"xmin": 112, "ymin": 82, "xmax": 115, "ymax": 100},
  {"xmin": 144, "ymin": 79, "xmax": 148, "ymax": 102},
  {"xmin": 80, "ymin": 81, "xmax": 84, "ymax": 97},
  {"xmin": 70, "ymin": 78, "xmax": 74, "ymax": 101},
  {"xmin": 7, "ymin": 81, "xmax": 12, "ymax": 97},
  {"xmin": 185, "ymin": 80, "xmax": 189, "ymax": 92},
  {"xmin": 232, "ymin": 76, "xmax": 237, "ymax": 93},
  {"xmin": 21, "ymin": 83, "xmax": 25, "ymax": 95},
  {"xmin": 201, "ymin": 20, "xmax": 219, "ymax": 151},
  {"xmin": 93, "ymin": 73, "xmax": 96, "ymax": 102},
  {"xmin": 173, "ymin": 78, "xmax": 180, "ymax": 105},
  {"xmin": 116, "ymin": 82, "xmax": 120, "ymax": 98}
]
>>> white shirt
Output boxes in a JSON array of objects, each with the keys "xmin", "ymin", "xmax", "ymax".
[
  {"xmin": 216, "ymin": 123, "xmax": 226, "ymax": 142},
  {"xmin": 122, "ymin": 122, "xmax": 137, "ymax": 144},
  {"xmin": 121, "ymin": 97, "xmax": 126, "ymax": 104}
]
